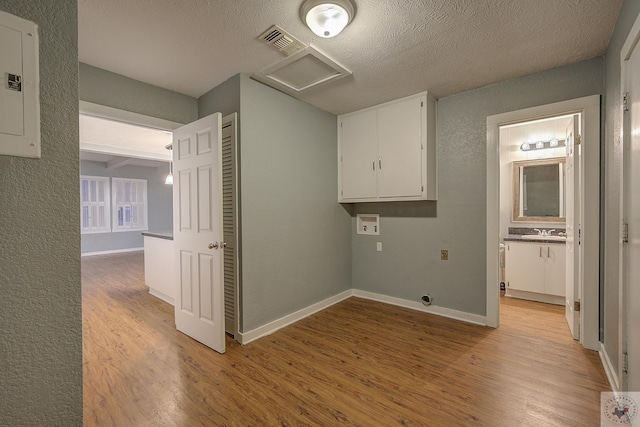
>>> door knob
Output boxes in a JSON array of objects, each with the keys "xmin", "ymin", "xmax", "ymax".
[{"xmin": 208, "ymin": 242, "xmax": 219, "ymax": 250}]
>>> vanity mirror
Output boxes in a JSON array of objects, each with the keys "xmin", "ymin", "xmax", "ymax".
[{"xmin": 512, "ymin": 157, "xmax": 565, "ymax": 222}]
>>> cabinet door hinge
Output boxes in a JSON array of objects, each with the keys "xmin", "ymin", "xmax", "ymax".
[
  {"xmin": 623, "ymin": 352, "xmax": 629, "ymax": 374},
  {"xmin": 624, "ymin": 92, "xmax": 630, "ymax": 112},
  {"xmin": 623, "ymin": 223, "xmax": 629, "ymax": 243},
  {"xmin": 575, "ymin": 134, "xmax": 581, "ymax": 146},
  {"xmin": 574, "ymin": 300, "xmax": 581, "ymax": 312}
]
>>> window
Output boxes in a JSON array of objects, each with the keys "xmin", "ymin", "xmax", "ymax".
[
  {"xmin": 80, "ymin": 176, "xmax": 111, "ymax": 234},
  {"xmin": 112, "ymin": 178, "xmax": 148, "ymax": 232}
]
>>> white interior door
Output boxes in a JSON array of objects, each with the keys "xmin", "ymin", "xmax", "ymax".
[
  {"xmin": 623, "ymin": 37, "xmax": 640, "ymax": 391},
  {"xmin": 565, "ymin": 115, "xmax": 580, "ymax": 340},
  {"xmin": 173, "ymin": 113, "xmax": 225, "ymax": 354}
]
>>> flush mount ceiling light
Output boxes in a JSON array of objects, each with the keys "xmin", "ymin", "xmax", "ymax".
[{"xmin": 300, "ymin": 0, "xmax": 355, "ymax": 38}]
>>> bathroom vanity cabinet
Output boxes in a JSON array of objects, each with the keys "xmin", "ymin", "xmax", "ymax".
[
  {"xmin": 505, "ymin": 241, "xmax": 566, "ymax": 298},
  {"xmin": 337, "ymin": 92, "xmax": 436, "ymax": 202}
]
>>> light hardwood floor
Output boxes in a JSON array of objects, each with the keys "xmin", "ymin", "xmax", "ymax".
[{"xmin": 83, "ymin": 252, "xmax": 610, "ymax": 426}]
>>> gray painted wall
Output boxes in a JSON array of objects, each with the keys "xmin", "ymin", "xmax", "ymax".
[
  {"xmin": 80, "ymin": 160, "xmax": 173, "ymax": 254},
  {"xmin": 602, "ymin": 0, "xmax": 640, "ymax": 377},
  {"xmin": 79, "ymin": 62, "xmax": 198, "ymax": 124},
  {"xmin": 198, "ymin": 74, "xmax": 241, "ymax": 119},
  {"xmin": 351, "ymin": 58, "xmax": 604, "ymax": 316},
  {"xmin": 238, "ymin": 75, "xmax": 352, "ymax": 331},
  {"xmin": 0, "ymin": 1, "xmax": 82, "ymax": 425}
]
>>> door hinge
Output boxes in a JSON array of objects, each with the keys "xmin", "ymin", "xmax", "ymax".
[
  {"xmin": 575, "ymin": 134, "xmax": 581, "ymax": 146},
  {"xmin": 421, "ymin": 101, "xmax": 424, "ymax": 107},
  {"xmin": 578, "ymin": 227, "xmax": 581, "ymax": 245},
  {"xmin": 623, "ymin": 223, "xmax": 629, "ymax": 243},
  {"xmin": 341, "ymin": 190, "xmax": 343, "ymax": 196},
  {"xmin": 421, "ymin": 185, "xmax": 424, "ymax": 192},
  {"xmin": 624, "ymin": 92, "xmax": 630, "ymax": 112},
  {"xmin": 623, "ymin": 352, "xmax": 629, "ymax": 374},
  {"xmin": 574, "ymin": 300, "xmax": 581, "ymax": 312}
]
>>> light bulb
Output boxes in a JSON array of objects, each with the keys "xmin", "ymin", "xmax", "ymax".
[
  {"xmin": 165, "ymin": 173, "xmax": 173, "ymax": 185},
  {"xmin": 305, "ymin": 3, "xmax": 349, "ymax": 37},
  {"xmin": 536, "ymin": 141, "xmax": 544, "ymax": 149},
  {"xmin": 549, "ymin": 138, "xmax": 558, "ymax": 147},
  {"xmin": 521, "ymin": 143, "xmax": 530, "ymax": 151}
]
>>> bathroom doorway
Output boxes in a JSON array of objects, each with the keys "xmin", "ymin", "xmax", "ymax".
[{"xmin": 486, "ymin": 96, "xmax": 600, "ymax": 351}]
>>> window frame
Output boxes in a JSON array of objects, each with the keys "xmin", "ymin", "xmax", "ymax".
[
  {"xmin": 80, "ymin": 175, "xmax": 111, "ymax": 234},
  {"xmin": 111, "ymin": 177, "xmax": 148, "ymax": 232}
]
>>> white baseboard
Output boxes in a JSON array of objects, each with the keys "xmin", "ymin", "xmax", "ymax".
[
  {"xmin": 148, "ymin": 288, "xmax": 175, "ymax": 306},
  {"xmin": 352, "ymin": 289, "xmax": 487, "ymax": 326},
  {"xmin": 81, "ymin": 247, "xmax": 144, "ymax": 257},
  {"xmin": 239, "ymin": 290, "xmax": 353, "ymax": 345},
  {"xmin": 599, "ymin": 342, "xmax": 620, "ymax": 392}
]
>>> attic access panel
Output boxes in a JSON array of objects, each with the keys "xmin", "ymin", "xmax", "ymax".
[{"xmin": 254, "ymin": 45, "xmax": 351, "ymax": 95}]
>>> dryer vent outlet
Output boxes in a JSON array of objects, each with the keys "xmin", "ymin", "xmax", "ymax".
[{"xmin": 421, "ymin": 295, "xmax": 432, "ymax": 306}]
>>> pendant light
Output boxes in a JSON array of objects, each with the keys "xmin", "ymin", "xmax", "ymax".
[
  {"xmin": 164, "ymin": 162, "xmax": 173, "ymax": 185},
  {"xmin": 300, "ymin": 0, "xmax": 356, "ymax": 38},
  {"xmin": 165, "ymin": 144, "xmax": 173, "ymax": 185}
]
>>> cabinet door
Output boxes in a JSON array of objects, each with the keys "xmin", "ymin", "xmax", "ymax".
[
  {"xmin": 544, "ymin": 244, "xmax": 566, "ymax": 296},
  {"xmin": 505, "ymin": 242, "xmax": 545, "ymax": 293},
  {"xmin": 376, "ymin": 96, "xmax": 423, "ymax": 198},
  {"xmin": 339, "ymin": 110, "xmax": 378, "ymax": 199}
]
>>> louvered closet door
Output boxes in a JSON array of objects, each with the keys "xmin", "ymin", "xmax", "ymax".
[{"xmin": 221, "ymin": 115, "xmax": 238, "ymax": 337}]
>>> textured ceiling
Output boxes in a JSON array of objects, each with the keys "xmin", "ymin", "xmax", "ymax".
[{"xmin": 78, "ymin": 0, "xmax": 623, "ymax": 116}]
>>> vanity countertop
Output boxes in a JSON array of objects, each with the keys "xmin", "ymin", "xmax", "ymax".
[
  {"xmin": 503, "ymin": 234, "xmax": 566, "ymax": 244},
  {"xmin": 504, "ymin": 227, "xmax": 566, "ymax": 244},
  {"xmin": 141, "ymin": 230, "xmax": 173, "ymax": 240}
]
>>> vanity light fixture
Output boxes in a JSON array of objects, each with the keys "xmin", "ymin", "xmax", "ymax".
[
  {"xmin": 519, "ymin": 138, "xmax": 566, "ymax": 152},
  {"xmin": 300, "ymin": 0, "xmax": 356, "ymax": 38}
]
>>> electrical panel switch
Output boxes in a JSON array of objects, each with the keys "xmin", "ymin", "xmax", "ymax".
[{"xmin": 0, "ymin": 11, "xmax": 40, "ymax": 158}]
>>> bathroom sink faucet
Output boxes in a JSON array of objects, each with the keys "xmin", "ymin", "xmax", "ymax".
[{"xmin": 534, "ymin": 228, "xmax": 542, "ymax": 236}]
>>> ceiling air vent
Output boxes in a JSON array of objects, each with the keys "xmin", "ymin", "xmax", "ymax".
[
  {"xmin": 253, "ymin": 45, "xmax": 352, "ymax": 95},
  {"xmin": 259, "ymin": 25, "xmax": 306, "ymax": 57}
]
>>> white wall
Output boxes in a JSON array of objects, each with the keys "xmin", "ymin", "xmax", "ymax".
[{"xmin": 499, "ymin": 116, "xmax": 571, "ymax": 238}]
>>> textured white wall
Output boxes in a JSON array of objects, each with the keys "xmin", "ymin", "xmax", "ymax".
[{"xmin": 0, "ymin": 1, "xmax": 82, "ymax": 425}]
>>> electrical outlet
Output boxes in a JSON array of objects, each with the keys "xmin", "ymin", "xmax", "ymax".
[{"xmin": 440, "ymin": 249, "xmax": 449, "ymax": 260}]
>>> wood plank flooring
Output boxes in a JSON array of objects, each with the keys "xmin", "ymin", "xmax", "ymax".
[{"xmin": 83, "ymin": 252, "xmax": 610, "ymax": 426}]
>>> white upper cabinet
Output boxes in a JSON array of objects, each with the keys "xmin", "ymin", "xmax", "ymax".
[{"xmin": 338, "ymin": 92, "xmax": 436, "ymax": 202}]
